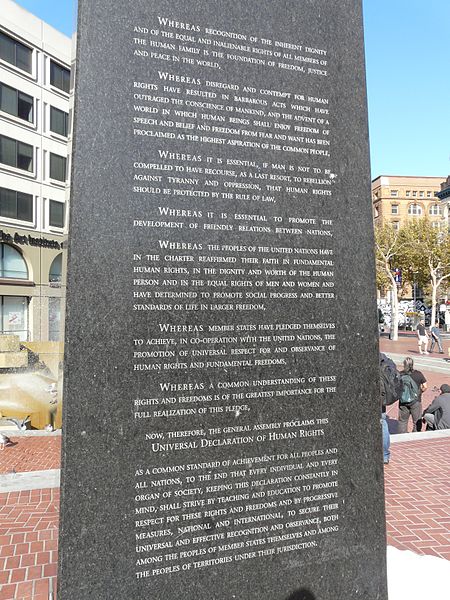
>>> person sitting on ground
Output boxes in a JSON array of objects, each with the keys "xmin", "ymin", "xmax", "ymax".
[
  {"xmin": 398, "ymin": 357, "xmax": 427, "ymax": 433},
  {"xmin": 422, "ymin": 384, "xmax": 450, "ymax": 430},
  {"xmin": 416, "ymin": 319, "xmax": 429, "ymax": 355},
  {"xmin": 429, "ymin": 321, "xmax": 444, "ymax": 354}
]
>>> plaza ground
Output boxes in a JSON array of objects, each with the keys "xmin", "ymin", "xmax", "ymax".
[
  {"xmin": 0, "ymin": 335, "xmax": 449, "ymax": 598},
  {"xmin": 1, "ymin": 434, "xmax": 449, "ymax": 597}
]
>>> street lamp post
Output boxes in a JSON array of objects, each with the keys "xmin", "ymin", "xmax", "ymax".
[{"xmin": 410, "ymin": 269, "xmax": 418, "ymax": 330}]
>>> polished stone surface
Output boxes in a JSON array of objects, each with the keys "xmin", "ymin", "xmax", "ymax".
[{"xmin": 59, "ymin": 1, "xmax": 387, "ymax": 598}]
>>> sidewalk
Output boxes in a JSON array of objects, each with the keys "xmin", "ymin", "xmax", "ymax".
[
  {"xmin": 0, "ymin": 434, "xmax": 61, "ymax": 476},
  {"xmin": 0, "ymin": 431, "xmax": 449, "ymax": 599},
  {"xmin": 386, "ymin": 434, "xmax": 450, "ymax": 561},
  {"xmin": 379, "ymin": 331, "xmax": 450, "ymax": 371},
  {"xmin": 0, "ymin": 489, "xmax": 58, "ymax": 599},
  {"xmin": 380, "ymin": 333, "xmax": 450, "ymax": 433}
]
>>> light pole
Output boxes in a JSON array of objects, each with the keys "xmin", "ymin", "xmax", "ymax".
[
  {"xmin": 412, "ymin": 270, "xmax": 418, "ymax": 330},
  {"xmin": 409, "ymin": 268, "xmax": 418, "ymax": 330}
]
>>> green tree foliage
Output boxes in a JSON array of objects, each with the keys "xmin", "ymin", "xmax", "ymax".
[{"xmin": 400, "ymin": 219, "xmax": 450, "ymax": 323}]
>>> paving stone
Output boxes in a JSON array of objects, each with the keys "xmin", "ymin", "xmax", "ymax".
[
  {"xmin": 0, "ymin": 437, "xmax": 61, "ymax": 475},
  {"xmin": 385, "ymin": 437, "xmax": 450, "ymax": 560}
]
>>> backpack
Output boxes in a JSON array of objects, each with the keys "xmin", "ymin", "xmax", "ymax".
[
  {"xmin": 380, "ymin": 353, "xmax": 403, "ymax": 406},
  {"xmin": 400, "ymin": 374, "xmax": 419, "ymax": 405}
]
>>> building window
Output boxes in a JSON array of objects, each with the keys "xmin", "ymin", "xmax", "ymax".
[
  {"xmin": 0, "ymin": 187, "xmax": 33, "ymax": 222},
  {"xmin": 392, "ymin": 221, "xmax": 399, "ymax": 231},
  {"xmin": 391, "ymin": 204, "xmax": 399, "ymax": 215},
  {"xmin": 49, "ymin": 153, "xmax": 66, "ymax": 182},
  {"xmin": 49, "ymin": 253, "xmax": 62, "ymax": 284},
  {"xmin": 0, "ymin": 82, "xmax": 33, "ymax": 122},
  {"xmin": 432, "ymin": 221, "xmax": 441, "ymax": 229},
  {"xmin": 0, "ymin": 296, "xmax": 28, "ymax": 341},
  {"xmin": 49, "ymin": 200, "xmax": 65, "ymax": 228},
  {"xmin": 390, "ymin": 190, "xmax": 398, "ymax": 197},
  {"xmin": 429, "ymin": 204, "xmax": 441, "ymax": 216},
  {"xmin": 419, "ymin": 191, "xmax": 424, "ymax": 197},
  {"xmin": 427, "ymin": 191, "xmax": 432, "ymax": 198},
  {"xmin": 408, "ymin": 204, "xmax": 422, "ymax": 216},
  {"xmin": 373, "ymin": 205, "xmax": 379, "ymax": 218},
  {"xmin": 50, "ymin": 60, "xmax": 70, "ymax": 93},
  {"xmin": 412, "ymin": 191, "xmax": 417, "ymax": 197},
  {"xmin": 0, "ymin": 31, "xmax": 32, "ymax": 73},
  {"xmin": 406, "ymin": 191, "xmax": 410, "ymax": 197},
  {"xmin": 0, "ymin": 135, "xmax": 33, "ymax": 172},
  {"xmin": 50, "ymin": 106, "xmax": 69, "ymax": 136},
  {"xmin": 0, "ymin": 243, "xmax": 28, "ymax": 279}
]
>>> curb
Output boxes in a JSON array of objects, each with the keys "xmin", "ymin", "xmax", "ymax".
[{"xmin": 390, "ymin": 430, "xmax": 450, "ymax": 443}]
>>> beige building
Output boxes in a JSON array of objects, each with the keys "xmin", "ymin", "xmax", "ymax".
[
  {"xmin": 372, "ymin": 175, "xmax": 446, "ymax": 229},
  {"xmin": 0, "ymin": 1, "xmax": 70, "ymax": 344},
  {"xmin": 436, "ymin": 175, "xmax": 450, "ymax": 229},
  {"xmin": 0, "ymin": 1, "xmax": 71, "ymax": 429}
]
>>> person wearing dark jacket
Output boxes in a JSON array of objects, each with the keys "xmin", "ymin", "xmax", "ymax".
[
  {"xmin": 398, "ymin": 357, "xmax": 427, "ymax": 433},
  {"xmin": 422, "ymin": 384, "xmax": 450, "ymax": 430},
  {"xmin": 379, "ymin": 353, "xmax": 402, "ymax": 464}
]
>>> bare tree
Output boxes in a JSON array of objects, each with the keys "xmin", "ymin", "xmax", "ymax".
[{"xmin": 375, "ymin": 223, "xmax": 404, "ymax": 340}]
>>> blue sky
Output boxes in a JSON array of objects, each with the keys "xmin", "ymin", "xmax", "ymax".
[
  {"xmin": 363, "ymin": 0, "xmax": 450, "ymax": 178},
  {"xmin": 13, "ymin": 0, "xmax": 450, "ymax": 178}
]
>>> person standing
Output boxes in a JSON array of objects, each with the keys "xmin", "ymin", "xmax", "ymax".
[
  {"xmin": 379, "ymin": 353, "xmax": 403, "ymax": 464},
  {"xmin": 398, "ymin": 357, "xmax": 427, "ymax": 433},
  {"xmin": 429, "ymin": 321, "xmax": 444, "ymax": 354},
  {"xmin": 416, "ymin": 319, "xmax": 429, "ymax": 354}
]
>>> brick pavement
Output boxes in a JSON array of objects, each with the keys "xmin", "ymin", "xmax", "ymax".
[
  {"xmin": 0, "ymin": 489, "xmax": 59, "ymax": 600},
  {"xmin": 379, "ymin": 331, "xmax": 450, "ymax": 379},
  {"xmin": 380, "ymin": 332, "xmax": 450, "ymax": 432},
  {"xmin": 385, "ymin": 372, "xmax": 444, "ymax": 434},
  {"xmin": 385, "ymin": 436, "xmax": 450, "ymax": 561},
  {"xmin": 0, "ymin": 437, "xmax": 61, "ymax": 475},
  {"xmin": 0, "ymin": 431, "xmax": 448, "ymax": 598}
]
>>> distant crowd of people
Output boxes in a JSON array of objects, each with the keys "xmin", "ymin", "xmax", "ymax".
[{"xmin": 380, "ymin": 352, "xmax": 450, "ymax": 464}]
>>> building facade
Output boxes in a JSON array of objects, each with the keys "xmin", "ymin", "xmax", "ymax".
[
  {"xmin": 0, "ymin": 0, "xmax": 70, "ymax": 345},
  {"xmin": 436, "ymin": 175, "xmax": 450, "ymax": 230},
  {"xmin": 372, "ymin": 175, "xmax": 446, "ymax": 230}
]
